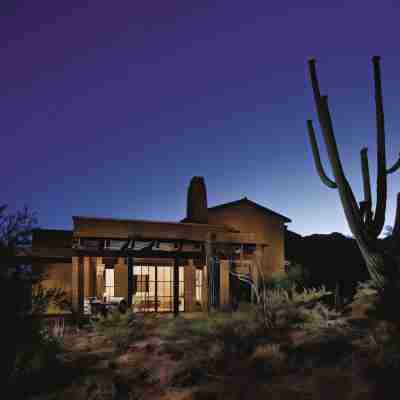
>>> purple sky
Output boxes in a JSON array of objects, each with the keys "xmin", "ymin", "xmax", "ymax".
[{"xmin": 2, "ymin": 1, "xmax": 400, "ymax": 236}]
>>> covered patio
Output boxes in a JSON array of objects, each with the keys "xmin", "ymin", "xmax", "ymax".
[{"xmin": 71, "ymin": 216, "xmax": 267, "ymax": 316}]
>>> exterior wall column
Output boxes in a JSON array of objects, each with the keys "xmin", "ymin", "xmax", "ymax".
[
  {"xmin": 204, "ymin": 234, "xmax": 215, "ymax": 311},
  {"xmin": 84, "ymin": 256, "xmax": 96, "ymax": 298},
  {"xmin": 96, "ymin": 257, "xmax": 105, "ymax": 300},
  {"xmin": 173, "ymin": 253, "xmax": 180, "ymax": 316},
  {"xmin": 184, "ymin": 259, "xmax": 196, "ymax": 312},
  {"xmin": 219, "ymin": 259, "xmax": 230, "ymax": 310},
  {"xmin": 90, "ymin": 257, "xmax": 97, "ymax": 297},
  {"xmin": 71, "ymin": 256, "xmax": 84, "ymax": 315},
  {"xmin": 201, "ymin": 263, "xmax": 209, "ymax": 311},
  {"xmin": 251, "ymin": 245, "xmax": 264, "ymax": 303},
  {"xmin": 114, "ymin": 257, "xmax": 128, "ymax": 300}
]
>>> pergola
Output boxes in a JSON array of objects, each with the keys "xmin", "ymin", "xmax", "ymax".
[{"xmin": 71, "ymin": 216, "xmax": 267, "ymax": 316}]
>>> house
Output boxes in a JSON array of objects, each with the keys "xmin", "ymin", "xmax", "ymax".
[{"xmin": 32, "ymin": 177, "xmax": 291, "ymax": 314}]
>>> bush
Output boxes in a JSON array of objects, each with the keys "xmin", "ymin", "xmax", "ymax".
[
  {"xmin": 12, "ymin": 328, "xmax": 63, "ymax": 380},
  {"xmin": 31, "ymin": 284, "xmax": 71, "ymax": 314},
  {"xmin": 257, "ymin": 284, "xmax": 334, "ymax": 330},
  {"xmin": 5, "ymin": 280, "xmax": 70, "ymax": 391}
]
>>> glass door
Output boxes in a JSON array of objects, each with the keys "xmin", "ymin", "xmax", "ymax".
[{"xmin": 132, "ymin": 265, "xmax": 184, "ymax": 312}]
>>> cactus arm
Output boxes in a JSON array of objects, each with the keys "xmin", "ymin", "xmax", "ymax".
[
  {"xmin": 308, "ymin": 59, "xmax": 364, "ymax": 236},
  {"xmin": 306, "ymin": 120, "xmax": 338, "ymax": 189},
  {"xmin": 319, "ymin": 96, "xmax": 362, "ymax": 220},
  {"xmin": 387, "ymin": 154, "xmax": 400, "ymax": 174},
  {"xmin": 361, "ymin": 148, "xmax": 373, "ymax": 224},
  {"xmin": 308, "ymin": 59, "xmax": 350, "ymax": 185},
  {"xmin": 360, "ymin": 201, "xmax": 367, "ymax": 222},
  {"xmin": 391, "ymin": 193, "xmax": 400, "ymax": 241},
  {"xmin": 370, "ymin": 56, "xmax": 388, "ymax": 237}
]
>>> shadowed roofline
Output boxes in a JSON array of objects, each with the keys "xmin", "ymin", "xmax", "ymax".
[{"xmin": 207, "ymin": 197, "xmax": 292, "ymax": 223}]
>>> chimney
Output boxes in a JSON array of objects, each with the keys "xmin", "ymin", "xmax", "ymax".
[{"xmin": 186, "ymin": 176, "xmax": 208, "ymax": 223}]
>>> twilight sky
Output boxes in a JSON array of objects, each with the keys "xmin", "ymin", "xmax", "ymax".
[{"xmin": 2, "ymin": 1, "xmax": 400, "ymax": 236}]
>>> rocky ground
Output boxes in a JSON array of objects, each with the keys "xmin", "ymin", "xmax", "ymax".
[{"xmin": 24, "ymin": 307, "xmax": 400, "ymax": 400}]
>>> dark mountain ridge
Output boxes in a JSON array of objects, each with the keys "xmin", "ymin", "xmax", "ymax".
[{"xmin": 284, "ymin": 229, "xmax": 369, "ymax": 300}]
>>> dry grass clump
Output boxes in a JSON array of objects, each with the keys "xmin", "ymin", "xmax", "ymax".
[{"xmin": 250, "ymin": 343, "xmax": 287, "ymax": 376}]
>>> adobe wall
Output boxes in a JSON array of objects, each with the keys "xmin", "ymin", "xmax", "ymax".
[
  {"xmin": 32, "ymin": 261, "xmax": 73, "ymax": 299},
  {"xmin": 207, "ymin": 203, "xmax": 286, "ymax": 278}
]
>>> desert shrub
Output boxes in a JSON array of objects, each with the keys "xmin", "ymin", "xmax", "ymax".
[
  {"xmin": 263, "ymin": 272, "xmax": 294, "ymax": 291},
  {"xmin": 287, "ymin": 335, "xmax": 354, "ymax": 371},
  {"xmin": 257, "ymin": 284, "xmax": 335, "ymax": 330},
  {"xmin": 292, "ymin": 285, "xmax": 331, "ymax": 303},
  {"xmin": 7, "ymin": 281, "xmax": 70, "ymax": 391},
  {"xmin": 351, "ymin": 278, "xmax": 400, "ymax": 330},
  {"xmin": 31, "ymin": 284, "xmax": 71, "ymax": 314},
  {"xmin": 212, "ymin": 319, "xmax": 260, "ymax": 358},
  {"xmin": 170, "ymin": 355, "xmax": 211, "ymax": 387},
  {"xmin": 12, "ymin": 328, "xmax": 63, "ymax": 379},
  {"xmin": 357, "ymin": 323, "xmax": 400, "ymax": 398},
  {"xmin": 109, "ymin": 327, "xmax": 131, "ymax": 353},
  {"xmin": 250, "ymin": 343, "xmax": 288, "ymax": 377},
  {"xmin": 106, "ymin": 320, "xmax": 147, "ymax": 353},
  {"xmin": 356, "ymin": 280, "xmax": 378, "ymax": 296},
  {"xmin": 95, "ymin": 308, "xmax": 136, "ymax": 330}
]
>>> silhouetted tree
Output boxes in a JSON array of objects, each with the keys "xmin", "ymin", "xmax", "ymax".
[{"xmin": 0, "ymin": 204, "xmax": 38, "ymax": 384}]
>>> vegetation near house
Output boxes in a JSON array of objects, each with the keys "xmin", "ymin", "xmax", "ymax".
[{"xmin": 1, "ymin": 205, "xmax": 71, "ymax": 391}]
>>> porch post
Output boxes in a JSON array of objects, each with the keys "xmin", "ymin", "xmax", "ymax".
[
  {"xmin": 114, "ymin": 257, "xmax": 128, "ymax": 299},
  {"xmin": 127, "ymin": 256, "xmax": 134, "ymax": 308},
  {"xmin": 204, "ymin": 235, "xmax": 212, "ymax": 312},
  {"xmin": 90, "ymin": 257, "xmax": 97, "ymax": 297},
  {"xmin": 219, "ymin": 259, "xmax": 230, "ymax": 310},
  {"xmin": 173, "ymin": 243, "xmax": 182, "ymax": 317},
  {"xmin": 78, "ymin": 256, "xmax": 84, "ymax": 316},
  {"xmin": 173, "ymin": 245, "xmax": 181, "ymax": 317},
  {"xmin": 96, "ymin": 258, "xmax": 105, "ymax": 301},
  {"xmin": 72, "ymin": 256, "xmax": 85, "ymax": 316},
  {"xmin": 84, "ymin": 256, "xmax": 95, "ymax": 298},
  {"xmin": 184, "ymin": 259, "xmax": 196, "ymax": 312}
]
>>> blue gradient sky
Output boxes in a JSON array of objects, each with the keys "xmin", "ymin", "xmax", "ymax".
[{"xmin": 2, "ymin": 1, "xmax": 400, "ymax": 236}]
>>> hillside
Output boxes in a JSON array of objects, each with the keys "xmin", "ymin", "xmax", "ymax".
[{"xmin": 284, "ymin": 230, "xmax": 369, "ymax": 300}]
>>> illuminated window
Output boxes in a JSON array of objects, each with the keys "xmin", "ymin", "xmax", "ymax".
[
  {"xmin": 195, "ymin": 268, "xmax": 203, "ymax": 303},
  {"xmin": 104, "ymin": 268, "xmax": 114, "ymax": 298}
]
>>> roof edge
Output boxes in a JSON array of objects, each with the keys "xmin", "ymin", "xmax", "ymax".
[
  {"xmin": 72, "ymin": 215, "xmax": 235, "ymax": 230},
  {"xmin": 208, "ymin": 198, "xmax": 292, "ymax": 223}
]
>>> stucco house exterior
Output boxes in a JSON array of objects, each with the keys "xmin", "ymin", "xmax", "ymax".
[{"xmin": 32, "ymin": 177, "xmax": 291, "ymax": 315}]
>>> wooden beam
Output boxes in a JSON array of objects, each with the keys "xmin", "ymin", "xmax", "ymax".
[
  {"xmin": 73, "ymin": 248, "xmax": 203, "ymax": 259},
  {"xmin": 73, "ymin": 217, "xmax": 261, "ymax": 243}
]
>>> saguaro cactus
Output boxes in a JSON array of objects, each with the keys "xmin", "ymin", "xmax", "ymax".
[{"xmin": 307, "ymin": 56, "xmax": 400, "ymax": 289}]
